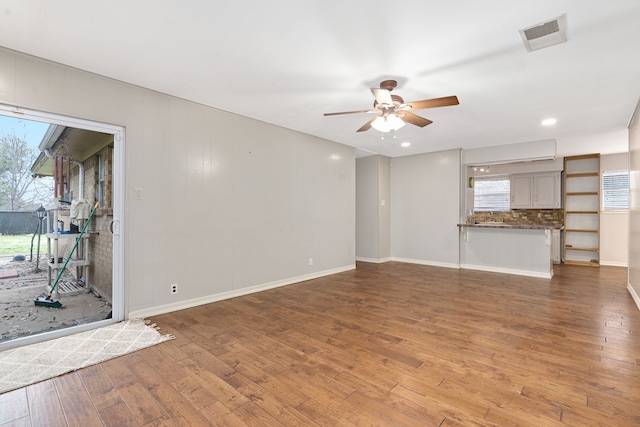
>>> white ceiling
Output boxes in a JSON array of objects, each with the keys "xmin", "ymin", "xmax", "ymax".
[{"xmin": 1, "ymin": 1, "xmax": 639, "ymax": 158}]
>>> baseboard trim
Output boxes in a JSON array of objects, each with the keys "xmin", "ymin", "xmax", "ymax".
[
  {"xmin": 460, "ymin": 263, "xmax": 553, "ymax": 279},
  {"xmin": 628, "ymin": 283, "xmax": 640, "ymax": 312},
  {"xmin": 355, "ymin": 257, "xmax": 392, "ymax": 264},
  {"xmin": 600, "ymin": 261, "xmax": 628, "ymax": 267},
  {"xmin": 391, "ymin": 257, "xmax": 460, "ymax": 270},
  {"xmin": 128, "ymin": 264, "xmax": 356, "ymax": 319}
]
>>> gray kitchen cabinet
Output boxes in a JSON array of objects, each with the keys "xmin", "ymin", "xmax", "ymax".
[{"xmin": 510, "ymin": 172, "xmax": 561, "ymax": 209}]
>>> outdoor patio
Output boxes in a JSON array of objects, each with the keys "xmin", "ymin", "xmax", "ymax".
[{"xmin": 0, "ymin": 254, "xmax": 111, "ymax": 343}]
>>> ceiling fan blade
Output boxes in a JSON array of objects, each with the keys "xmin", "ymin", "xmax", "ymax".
[
  {"xmin": 357, "ymin": 116, "xmax": 378, "ymax": 132},
  {"xmin": 324, "ymin": 109, "xmax": 375, "ymax": 116},
  {"xmin": 401, "ymin": 111, "xmax": 433, "ymax": 127},
  {"xmin": 406, "ymin": 96, "xmax": 459, "ymax": 110},
  {"xmin": 371, "ymin": 88, "xmax": 393, "ymax": 106}
]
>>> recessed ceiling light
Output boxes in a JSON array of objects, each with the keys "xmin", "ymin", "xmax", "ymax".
[
  {"xmin": 542, "ymin": 118, "xmax": 557, "ymax": 126},
  {"xmin": 401, "ymin": 142, "xmax": 411, "ymax": 147}
]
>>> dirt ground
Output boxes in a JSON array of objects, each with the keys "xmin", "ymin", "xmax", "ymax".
[{"xmin": 0, "ymin": 254, "xmax": 112, "ymax": 342}]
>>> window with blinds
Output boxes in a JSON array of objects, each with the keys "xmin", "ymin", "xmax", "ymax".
[
  {"xmin": 602, "ymin": 170, "xmax": 629, "ymax": 211},
  {"xmin": 473, "ymin": 177, "xmax": 510, "ymax": 211}
]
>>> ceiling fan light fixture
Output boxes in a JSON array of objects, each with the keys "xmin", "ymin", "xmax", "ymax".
[
  {"xmin": 388, "ymin": 114, "xmax": 405, "ymax": 130},
  {"xmin": 371, "ymin": 114, "xmax": 406, "ymax": 133},
  {"xmin": 324, "ymin": 80, "xmax": 458, "ymax": 133}
]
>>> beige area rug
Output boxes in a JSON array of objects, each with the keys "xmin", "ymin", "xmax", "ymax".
[{"xmin": 0, "ymin": 319, "xmax": 174, "ymax": 394}]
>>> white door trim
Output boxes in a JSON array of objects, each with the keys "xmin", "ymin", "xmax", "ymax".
[{"xmin": 0, "ymin": 104, "xmax": 125, "ymax": 351}]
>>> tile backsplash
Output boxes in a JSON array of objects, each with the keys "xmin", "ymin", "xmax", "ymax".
[{"xmin": 469, "ymin": 209, "xmax": 564, "ymax": 225}]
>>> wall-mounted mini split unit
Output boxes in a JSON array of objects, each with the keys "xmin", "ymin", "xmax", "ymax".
[
  {"xmin": 519, "ymin": 14, "xmax": 568, "ymax": 52},
  {"xmin": 462, "ymin": 139, "xmax": 557, "ymax": 166}
]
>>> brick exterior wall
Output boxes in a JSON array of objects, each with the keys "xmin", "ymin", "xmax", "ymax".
[{"xmin": 69, "ymin": 145, "xmax": 114, "ymax": 301}]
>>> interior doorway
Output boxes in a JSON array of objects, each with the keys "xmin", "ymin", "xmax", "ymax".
[{"xmin": 0, "ymin": 105, "xmax": 124, "ymax": 350}]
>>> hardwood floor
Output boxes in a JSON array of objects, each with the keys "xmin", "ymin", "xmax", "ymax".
[{"xmin": 2, "ymin": 262, "xmax": 640, "ymax": 426}]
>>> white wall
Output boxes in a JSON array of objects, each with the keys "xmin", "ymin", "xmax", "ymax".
[
  {"xmin": 600, "ymin": 153, "xmax": 629, "ymax": 266},
  {"xmin": 378, "ymin": 155, "xmax": 391, "ymax": 260},
  {"xmin": 390, "ymin": 149, "xmax": 460, "ymax": 267},
  {"xmin": 629, "ymin": 102, "xmax": 640, "ymax": 310},
  {"xmin": 356, "ymin": 156, "xmax": 379, "ymax": 261},
  {"xmin": 356, "ymin": 155, "xmax": 390, "ymax": 262},
  {"xmin": 0, "ymin": 47, "xmax": 355, "ymax": 317}
]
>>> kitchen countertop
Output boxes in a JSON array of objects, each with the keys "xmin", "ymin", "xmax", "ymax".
[{"xmin": 457, "ymin": 223, "xmax": 564, "ymax": 230}]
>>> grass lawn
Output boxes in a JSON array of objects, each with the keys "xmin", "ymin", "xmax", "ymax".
[{"xmin": 0, "ymin": 234, "xmax": 48, "ymax": 256}]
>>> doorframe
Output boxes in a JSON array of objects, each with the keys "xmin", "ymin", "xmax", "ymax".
[{"xmin": 0, "ymin": 104, "xmax": 125, "ymax": 350}]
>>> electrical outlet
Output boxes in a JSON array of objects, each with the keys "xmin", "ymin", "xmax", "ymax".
[
  {"xmin": 308, "ymin": 258, "xmax": 313, "ymax": 266},
  {"xmin": 170, "ymin": 283, "xmax": 178, "ymax": 294}
]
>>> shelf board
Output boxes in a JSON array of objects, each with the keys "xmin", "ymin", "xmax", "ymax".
[
  {"xmin": 564, "ymin": 246, "xmax": 599, "ymax": 252},
  {"xmin": 565, "ymin": 153, "xmax": 601, "ymax": 161},
  {"xmin": 47, "ymin": 259, "xmax": 90, "ymax": 268},
  {"xmin": 565, "ymin": 229, "xmax": 599, "ymax": 233},
  {"xmin": 566, "ymin": 172, "xmax": 599, "ymax": 178},
  {"xmin": 563, "ymin": 260, "xmax": 600, "ymax": 267},
  {"xmin": 565, "ymin": 211, "xmax": 599, "ymax": 214},
  {"xmin": 565, "ymin": 191, "xmax": 599, "ymax": 196},
  {"xmin": 46, "ymin": 232, "xmax": 89, "ymax": 239}
]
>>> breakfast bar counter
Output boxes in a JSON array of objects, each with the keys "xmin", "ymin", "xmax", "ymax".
[{"xmin": 457, "ymin": 223, "xmax": 562, "ymax": 279}]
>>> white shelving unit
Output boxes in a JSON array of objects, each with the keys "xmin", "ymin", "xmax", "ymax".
[
  {"xmin": 563, "ymin": 154, "xmax": 600, "ymax": 266},
  {"xmin": 46, "ymin": 207, "xmax": 91, "ymax": 287}
]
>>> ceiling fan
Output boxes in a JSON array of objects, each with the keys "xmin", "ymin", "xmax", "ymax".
[{"xmin": 324, "ymin": 80, "xmax": 459, "ymax": 133}]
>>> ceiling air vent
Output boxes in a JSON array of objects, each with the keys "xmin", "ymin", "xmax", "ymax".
[{"xmin": 519, "ymin": 14, "xmax": 568, "ymax": 52}]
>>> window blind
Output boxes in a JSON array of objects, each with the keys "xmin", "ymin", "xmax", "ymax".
[
  {"xmin": 602, "ymin": 170, "xmax": 629, "ymax": 210},
  {"xmin": 474, "ymin": 177, "xmax": 510, "ymax": 212}
]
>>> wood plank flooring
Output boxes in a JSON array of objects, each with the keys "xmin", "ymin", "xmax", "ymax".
[{"xmin": 2, "ymin": 262, "xmax": 640, "ymax": 426}]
